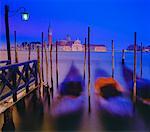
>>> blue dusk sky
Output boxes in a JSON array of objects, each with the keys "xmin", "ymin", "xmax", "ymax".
[{"xmin": 0, "ymin": 0, "xmax": 150, "ymax": 50}]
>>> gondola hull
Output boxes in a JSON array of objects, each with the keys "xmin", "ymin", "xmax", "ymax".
[{"xmin": 95, "ymin": 77, "xmax": 133, "ymax": 130}]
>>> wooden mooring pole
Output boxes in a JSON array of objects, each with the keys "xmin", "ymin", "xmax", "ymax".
[
  {"xmin": 44, "ymin": 42, "xmax": 49, "ymax": 87},
  {"xmin": 133, "ymin": 32, "xmax": 137, "ymax": 105},
  {"xmin": 140, "ymin": 42, "xmax": 143, "ymax": 78},
  {"xmin": 83, "ymin": 37, "xmax": 87, "ymax": 81},
  {"xmin": 56, "ymin": 41, "xmax": 59, "ymax": 91},
  {"xmin": 122, "ymin": 49, "xmax": 125, "ymax": 64},
  {"xmin": 49, "ymin": 31, "xmax": 54, "ymax": 98},
  {"xmin": 88, "ymin": 27, "xmax": 91, "ymax": 113},
  {"xmin": 37, "ymin": 46, "xmax": 43, "ymax": 97},
  {"xmin": 37, "ymin": 46, "xmax": 42, "ymax": 85},
  {"xmin": 112, "ymin": 40, "xmax": 114, "ymax": 78},
  {"xmin": 41, "ymin": 32, "xmax": 44, "ymax": 82}
]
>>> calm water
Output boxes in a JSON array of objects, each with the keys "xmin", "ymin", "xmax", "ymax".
[{"xmin": 0, "ymin": 51, "xmax": 150, "ymax": 131}]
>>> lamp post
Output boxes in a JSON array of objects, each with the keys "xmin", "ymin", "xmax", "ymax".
[
  {"xmin": 4, "ymin": 5, "xmax": 29, "ymax": 64},
  {"xmin": 5, "ymin": 5, "xmax": 11, "ymax": 62}
]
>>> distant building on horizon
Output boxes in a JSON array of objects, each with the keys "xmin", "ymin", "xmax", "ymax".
[
  {"xmin": 56, "ymin": 35, "xmax": 107, "ymax": 52},
  {"xmin": 90, "ymin": 44, "xmax": 107, "ymax": 52},
  {"xmin": 127, "ymin": 44, "xmax": 150, "ymax": 52},
  {"xmin": 72, "ymin": 39, "xmax": 83, "ymax": 51},
  {"xmin": 127, "ymin": 44, "xmax": 141, "ymax": 51},
  {"xmin": 143, "ymin": 45, "xmax": 150, "ymax": 52}
]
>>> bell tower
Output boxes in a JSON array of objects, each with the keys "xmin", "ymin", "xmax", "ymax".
[{"xmin": 48, "ymin": 25, "xmax": 52, "ymax": 46}]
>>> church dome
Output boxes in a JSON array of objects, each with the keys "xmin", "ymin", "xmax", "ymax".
[{"xmin": 74, "ymin": 39, "xmax": 81, "ymax": 45}]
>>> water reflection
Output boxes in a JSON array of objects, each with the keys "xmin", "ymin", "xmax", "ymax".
[
  {"xmin": 2, "ymin": 108, "xmax": 15, "ymax": 131},
  {"xmin": 15, "ymin": 90, "xmax": 44, "ymax": 131},
  {"xmin": 16, "ymin": 99, "xmax": 26, "ymax": 118}
]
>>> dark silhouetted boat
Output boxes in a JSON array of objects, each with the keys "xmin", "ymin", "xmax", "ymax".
[{"xmin": 51, "ymin": 63, "xmax": 84, "ymax": 131}]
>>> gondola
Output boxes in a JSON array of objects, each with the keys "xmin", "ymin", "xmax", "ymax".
[
  {"xmin": 95, "ymin": 77, "xmax": 133, "ymax": 130},
  {"xmin": 51, "ymin": 63, "xmax": 84, "ymax": 131},
  {"xmin": 122, "ymin": 64, "xmax": 150, "ymax": 108},
  {"xmin": 95, "ymin": 77, "xmax": 133, "ymax": 117},
  {"xmin": 121, "ymin": 64, "xmax": 150, "ymax": 129}
]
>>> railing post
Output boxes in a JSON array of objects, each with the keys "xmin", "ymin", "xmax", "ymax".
[
  {"xmin": 35, "ymin": 61, "xmax": 38, "ymax": 86},
  {"xmin": 25, "ymin": 63, "xmax": 29, "ymax": 93},
  {"xmin": 12, "ymin": 67, "xmax": 17, "ymax": 102},
  {"xmin": 28, "ymin": 44, "xmax": 31, "ymax": 61}
]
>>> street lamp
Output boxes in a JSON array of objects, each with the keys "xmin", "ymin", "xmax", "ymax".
[
  {"xmin": 5, "ymin": 5, "xmax": 29, "ymax": 63},
  {"xmin": 22, "ymin": 12, "xmax": 29, "ymax": 21}
]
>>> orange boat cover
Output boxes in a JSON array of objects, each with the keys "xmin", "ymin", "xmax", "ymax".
[{"xmin": 95, "ymin": 77, "xmax": 125, "ymax": 93}]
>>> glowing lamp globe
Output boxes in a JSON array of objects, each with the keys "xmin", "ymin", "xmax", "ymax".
[{"xmin": 22, "ymin": 12, "xmax": 29, "ymax": 21}]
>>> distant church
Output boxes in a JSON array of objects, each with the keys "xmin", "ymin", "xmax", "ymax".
[{"xmin": 48, "ymin": 27, "xmax": 107, "ymax": 52}]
